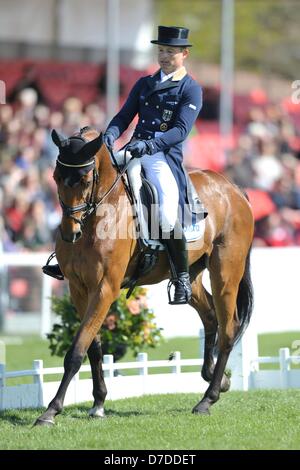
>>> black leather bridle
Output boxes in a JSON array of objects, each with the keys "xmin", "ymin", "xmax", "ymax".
[{"xmin": 57, "ymin": 147, "xmax": 133, "ymax": 230}]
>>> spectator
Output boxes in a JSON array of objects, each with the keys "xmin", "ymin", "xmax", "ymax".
[
  {"xmin": 8, "ymin": 64, "xmax": 45, "ymax": 104},
  {"xmin": 1, "ymin": 78, "xmax": 300, "ymax": 251}
]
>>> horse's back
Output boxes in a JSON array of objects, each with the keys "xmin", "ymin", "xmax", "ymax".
[{"xmin": 188, "ymin": 168, "xmax": 254, "ymax": 242}]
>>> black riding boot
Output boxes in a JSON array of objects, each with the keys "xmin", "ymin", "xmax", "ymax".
[
  {"xmin": 42, "ymin": 253, "xmax": 64, "ymax": 280},
  {"xmin": 162, "ymin": 222, "xmax": 192, "ymax": 305},
  {"xmin": 42, "ymin": 264, "xmax": 64, "ymax": 280}
]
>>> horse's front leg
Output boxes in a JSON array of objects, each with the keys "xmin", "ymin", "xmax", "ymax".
[
  {"xmin": 34, "ymin": 279, "xmax": 118, "ymax": 426},
  {"xmin": 87, "ymin": 335, "xmax": 107, "ymax": 418}
]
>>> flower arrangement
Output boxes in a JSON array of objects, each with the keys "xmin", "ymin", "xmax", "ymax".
[{"xmin": 47, "ymin": 287, "xmax": 163, "ymax": 361}]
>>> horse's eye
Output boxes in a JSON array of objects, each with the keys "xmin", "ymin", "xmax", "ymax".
[{"xmin": 82, "ymin": 179, "xmax": 91, "ymax": 188}]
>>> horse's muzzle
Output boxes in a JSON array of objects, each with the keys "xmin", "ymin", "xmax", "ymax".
[{"xmin": 60, "ymin": 227, "xmax": 82, "ymax": 243}]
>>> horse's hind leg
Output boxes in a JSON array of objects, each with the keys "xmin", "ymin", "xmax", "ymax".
[
  {"xmin": 192, "ymin": 246, "xmax": 247, "ymax": 415},
  {"xmin": 190, "ymin": 273, "xmax": 216, "ymax": 381},
  {"xmin": 190, "ymin": 273, "xmax": 230, "ymax": 392},
  {"xmin": 87, "ymin": 335, "xmax": 107, "ymax": 418}
]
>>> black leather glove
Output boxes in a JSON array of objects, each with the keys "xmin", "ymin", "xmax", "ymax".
[
  {"xmin": 127, "ymin": 140, "xmax": 148, "ymax": 159},
  {"xmin": 103, "ymin": 132, "xmax": 115, "ymax": 149}
]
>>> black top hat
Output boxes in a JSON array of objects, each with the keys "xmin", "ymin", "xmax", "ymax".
[{"xmin": 151, "ymin": 26, "xmax": 192, "ymax": 47}]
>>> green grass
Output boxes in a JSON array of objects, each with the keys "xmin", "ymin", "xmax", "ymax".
[
  {"xmin": 0, "ymin": 391, "xmax": 300, "ymax": 450},
  {"xmin": 1, "ymin": 333, "xmax": 300, "ymax": 449}
]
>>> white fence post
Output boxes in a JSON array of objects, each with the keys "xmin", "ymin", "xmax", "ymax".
[
  {"xmin": 73, "ymin": 371, "xmax": 80, "ymax": 404},
  {"xmin": 40, "ymin": 276, "xmax": 52, "ymax": 338},
  {"xmin": 279, "ymin": 348, "xmax": 290, "ymax": 389},
  {"xmin": 138, "ymin": 353, "xmax": 148, "ymax": 376},
  {"xmin": 33, "ymin": 360, "xmax": 44, "ymax": 407},
  {"xmin": 103, "ymin": 354, "xmax": 114, "ymax": 400},
  {"xmin": 199, "ymin": 327, "xmax": 205, "ymax": 359},
  {"xmin": 171, "ymin": 351, "xmax": 181, "ymax": 374},
  {"xmin": 103, "ymin": 354, "xmax": 114, "ymax": 379},
  {"xmin": 228, "ymin": 320, "xmax": 259, "ymax": 391},
  {"xmin": 138, "ymin": 352, "xmax": 148, "ymax": 395}
]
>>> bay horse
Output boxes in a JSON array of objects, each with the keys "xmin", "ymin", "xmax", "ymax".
[{"xmin": 35, "ymin": 126, "xmax": 254, "ymax": 425}]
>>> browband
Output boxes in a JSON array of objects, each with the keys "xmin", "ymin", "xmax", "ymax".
[{"xmin": 57, "ymin": 158, "xmax": 94, "ymax": 168}]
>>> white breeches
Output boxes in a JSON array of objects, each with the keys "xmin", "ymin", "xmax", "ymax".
[{"xmin": 129, "ymin": 151, "xmax": 179, "ymax": 232}]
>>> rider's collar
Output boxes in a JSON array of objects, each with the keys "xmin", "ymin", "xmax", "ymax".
[
  {"xmin": 171, "ymin": 66, "xmax": 187, "ymax": 81},
  {"xmin": 152, "ymin": 66, "xmax": 187, "ymax": 83}
]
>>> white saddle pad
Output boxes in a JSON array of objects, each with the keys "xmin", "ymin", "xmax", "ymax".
[{"xmin": 111, "ymin": 150, "xmax": 206, "ymax": 250}]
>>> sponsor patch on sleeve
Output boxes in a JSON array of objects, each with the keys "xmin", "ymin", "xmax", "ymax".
[{"xmin": 189, "ymin": 104, "xmax": 197, "ymax": 110}]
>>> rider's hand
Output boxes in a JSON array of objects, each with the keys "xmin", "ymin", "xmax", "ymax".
[
  {"xmin": 127, "ymin": 140, "xmax": 149, "ymax": 159},
  {"xmin": 103, "ymin": 132, "xmax": 115, "ymax": 150}
]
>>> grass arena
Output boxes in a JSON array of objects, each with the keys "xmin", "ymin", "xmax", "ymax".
[{"xmin": 1, "ymin": 334, "xmax": 300, "ymax": 450}]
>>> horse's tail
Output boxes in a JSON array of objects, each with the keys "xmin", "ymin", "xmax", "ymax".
[{"xmin": 234, "ymin": 245, "xmax": 254, "ymax": 345}]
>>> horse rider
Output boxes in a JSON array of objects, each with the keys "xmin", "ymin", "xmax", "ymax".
[
  {"xmin": 105, "ymin": 26, "xmax": 202, "ymax": 304},
  {"xmin": 43, "ymin": 25, "xmax": 203, "ymax": 305}
]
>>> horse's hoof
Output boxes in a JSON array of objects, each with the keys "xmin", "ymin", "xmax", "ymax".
[
  {"xmin": 220, "ymin": 375, "xmax": 231, "ymax": 393},
  {"xmin": 192, "ymin": 405, "xmax": 210, "ymax": 415},
  {"xmin": 33, "ymin": 417, "xmax": 55, "ymax": 427},
  {"xmin": 88, "ymin": 406, "xmax": 105, "ymax": 418}
]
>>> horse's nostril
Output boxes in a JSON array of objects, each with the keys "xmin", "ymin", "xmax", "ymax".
[{"xmin": 75, "ymin": 231, "xmax": 82, "ymax": 241}]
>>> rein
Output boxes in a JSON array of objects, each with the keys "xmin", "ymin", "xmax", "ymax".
[{"xmin": 58, "ymin": 146, "xmax": 134, "ymax": 228}]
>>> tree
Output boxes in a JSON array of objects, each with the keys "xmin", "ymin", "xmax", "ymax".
[{"xmin": 155, "ymin": 0, "xmax": 300, "ymax": 79}]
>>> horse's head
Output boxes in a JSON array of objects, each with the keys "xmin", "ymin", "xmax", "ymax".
[{"xmin": 52, "ymin": 127, "xmax": 103, "ymax": 243}]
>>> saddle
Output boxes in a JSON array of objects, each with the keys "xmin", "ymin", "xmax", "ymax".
[{"xmin": 110, "ymin": 150, "xmax": 207, "ymax": 296}]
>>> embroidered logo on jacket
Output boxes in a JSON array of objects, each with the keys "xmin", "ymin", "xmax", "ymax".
[{"xmin": 162, "ymin": 109, "xmax": 173, "ymax": 121}]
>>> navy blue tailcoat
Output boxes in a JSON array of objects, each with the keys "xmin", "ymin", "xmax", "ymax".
[{"xmin": 106, "ymin": 67, "xmax": 203, "ymax": 217}]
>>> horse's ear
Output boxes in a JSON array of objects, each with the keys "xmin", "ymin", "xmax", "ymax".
[
  {"xmin": 82, "ymin": 133, "xmax": 103, "ymax": 158},
  {"xmin": 51, "ymin": 129, "xmax": 68, "ymax": 148}
]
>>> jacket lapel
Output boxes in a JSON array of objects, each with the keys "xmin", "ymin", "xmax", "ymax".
[
  {"xmin": 145, "ymin": 70, "xmax": 160, "ymax": 93},
  {"xmin": 145, "ymin": 67, "xmax": 187, "ymax": 97}
]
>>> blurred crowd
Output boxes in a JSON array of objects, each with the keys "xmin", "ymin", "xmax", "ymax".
[
  {"xmin": 1, "ymin": 84, "xmax": 300, "ymax": 254},
  {"xmin": 0, "ymin": 88, "xmax": 107, "ymax": 252},
  {"xmin": 223, "ymin": 105, "xmax": 300, "ymax": 246}
]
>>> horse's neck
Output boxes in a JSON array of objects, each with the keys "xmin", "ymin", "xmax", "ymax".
[{"xmin": 96, "ymin": 145, "xmax": 125, "ymax": 202}]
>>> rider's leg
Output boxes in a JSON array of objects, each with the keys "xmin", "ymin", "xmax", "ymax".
[
  {"xmin": 141, "ymin": 152, "xmax": 191, "ymax": 304},
  {"xmin": 161, "ymin": 221, "xmax": 192, "ymax": 304}
]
